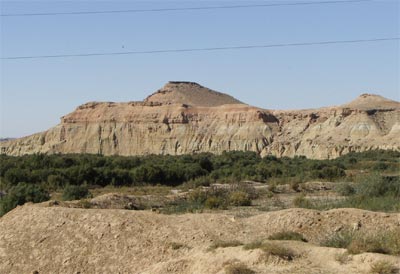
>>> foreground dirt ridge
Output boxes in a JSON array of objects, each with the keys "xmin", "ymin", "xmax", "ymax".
[
  {"xmin": 1, "ymin": 82, "xmax": 399, "ymax": 159},
  {"xmin": 0, "ymin": 205, "xmax": 399, "ymax": 274}
]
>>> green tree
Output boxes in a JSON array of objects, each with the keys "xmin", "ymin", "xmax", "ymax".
[{"xmin": 0, "ymin": 183, "xmax": 50, "ymax": 217}]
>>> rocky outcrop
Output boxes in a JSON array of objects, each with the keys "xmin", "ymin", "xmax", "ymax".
[{"xmin": 1, "ymin": 82, "xmax": 399, "ymax": 159}]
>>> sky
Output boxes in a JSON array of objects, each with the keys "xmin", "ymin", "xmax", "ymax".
[{"xmin": 0, "ymin": 0, "xmax": 399, "ymax": 138}]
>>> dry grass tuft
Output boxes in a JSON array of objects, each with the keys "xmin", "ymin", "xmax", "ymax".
[
  {"xmin": 225, "ymin": 263, "xmax": 256, "ymax": 274},
  {"xmin": 261, "ymin": 242, "xmax": 298, "ymax": 261},
  {"xmin": 208, "ymin": 240, "xmax": 243, "ymax": 251},
  {"xmin": 370, "ymin": 260, "xmax": 398, "ymax": 274}
]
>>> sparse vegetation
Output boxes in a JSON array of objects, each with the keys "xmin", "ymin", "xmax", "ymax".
[
  {"xmin": 208, "ymin": 240, "xmax": 243, "ymax": 250},
  {"xmin": 169, "ymin": 242, "xmax": 189, "ymax": 250},
  {"xmin": 268, "ymin": 231, "xmax": 307, "ymax": 242},
  {"xmin": 370, "ymin": 260, "xmax": 398, "ymax": 274},
  {"xmin": 334, "ymin": 252, "xmax": 352, "ymax": 264},
  {"xmin": 261, "ymin": 242, "xmax": 297, "ymax": 261},
  {"xmin": 336, "ymin": 183, "xmax": 356, "ymax": 196},
  {"xmin": 241, "ymin": 240, "xmax": 297, "ymax": 261},
  {"xmin": 225, "ymin": 263, "xmax": 255, "ymax": 274},
  {"xmin": 293, "ymin": 194, "xmax": 313, "ymax": 208},
  {"xmin": 321, "ymin": 229, "xmax": 355, "ymax": 249},
  {"xmin": 243, "ymin": 240, "xmax": 263, "ymax": 250},
  {"xmin": 321, "ymin": 229, "xmax": 400, "ymax": 256},
  {"xmin": 162, "ymin": 185, "xmax": 256, "ymax": 214}
]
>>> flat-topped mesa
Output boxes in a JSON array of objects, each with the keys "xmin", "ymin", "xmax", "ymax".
[
  {"xmin": 144, "ymin": 81, "xmax": 244, "ymax": 107},
  {"xmin": 1, "ymin": 83, "xmax": 399, "ymax": 158}
]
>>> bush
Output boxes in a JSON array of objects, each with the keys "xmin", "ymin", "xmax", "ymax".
[
  {"xmin": 321, "ymin": 229, "xmax": 355, "ymax": 249},
  {"xmin": 336, "ymin": 183, "xmax": 356, "ymax": 196},
  {"xmin": 62, "ymin": 185, "xmax": 90, "ymax": 201},
  {"xmin": 0, "ymin": 183, "xmax": 50, "ymax": 216},
  {"xmin": 355, "ymin": 174, "xmax": 400, "ymax": 198},
  {"xmin": 293, "ymin": 195, "xmax": 313, "ymax": 208},
  {"xmin": 229, "ymin": 191, "xmax": 251, "ymax": 206},
  {"xmin": 347, "ymin": 230, "xmax": 400, "ymax": 255},
  {"xmin": 205, "ymin": 196, "xmax": 223, "ymax": 209},
  {"xmin": 268, "ymin": 231, "xmax": 307, "ymax": 242}
]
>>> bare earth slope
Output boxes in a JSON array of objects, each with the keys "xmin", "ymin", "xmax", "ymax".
[
  {"xmin": 1, "ymin": 82, "xmax": 399, "ymax": 159},
  {"xmin": 1, "ymin": 204, "xmax": 399, "ymax": 274},
  {"xmin": 144, "ymin": 81, "xmax": 243, "ymax": 107}
]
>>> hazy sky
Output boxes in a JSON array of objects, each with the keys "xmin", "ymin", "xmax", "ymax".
[{"xmin": 1, "ymin": 0, "xmax": 399, "ymax": 137}]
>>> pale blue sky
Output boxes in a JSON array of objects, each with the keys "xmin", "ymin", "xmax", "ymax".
[{"xmin": 1, "ymin": 0, "xmax": 399, "ymax": 137}]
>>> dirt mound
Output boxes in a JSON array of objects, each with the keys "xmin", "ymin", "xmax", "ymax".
[
  {"xmin": 144, "ymin": 81, "xmax": 243, "ymax": 107},
  {"xmin": 1, "ymin": 204, "xmax": 399, "ymax": 273}
]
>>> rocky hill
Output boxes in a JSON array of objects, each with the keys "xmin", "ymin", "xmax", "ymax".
[{"xmin": 1, "ymin": 82, "xmax": 399, "ymax": 159}]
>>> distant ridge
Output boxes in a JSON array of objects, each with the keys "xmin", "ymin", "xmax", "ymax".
[
  {"xmin": 341, "ymin": 93, "xmax": 399, "ymax": 110},
  {"xmin": 0, "ymin": 138, "xmax": 15, "ymax": 142},
  {"xmin": 1, "ymin": 82, "xmax": 399, "ymax": 158}
]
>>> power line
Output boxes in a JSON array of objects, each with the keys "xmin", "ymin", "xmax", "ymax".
[
  {"xmin": 1, "ymin": 37, "xmax": 398, "ymax": 60},
  {"xmin": 0, "ymin": 0, "xmax": 374, "ymax": 17}
]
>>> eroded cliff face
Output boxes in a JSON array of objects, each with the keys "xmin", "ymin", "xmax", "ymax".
[{"xmin": 1, "ymin": 82, "xmax": 399, "ymax": 159}]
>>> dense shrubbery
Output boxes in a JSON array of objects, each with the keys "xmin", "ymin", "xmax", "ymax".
[
  {"xmin": 0, "ymin": 183, "xmax": 49, "ymax": 216},
  {"xmin": 0, "ymin": 150, "xmax": 398, "ymax": 214},
  {"xmin": 2, "ymin": 150, "xmax": 390, "ymax": 191}
]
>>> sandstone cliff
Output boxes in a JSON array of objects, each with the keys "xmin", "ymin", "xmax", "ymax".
[{"xmin": 1, "ymin": 82, "xmax": 399, "ymax": 159}]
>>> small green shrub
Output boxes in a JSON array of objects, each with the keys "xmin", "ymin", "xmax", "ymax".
[
  {"xmin": 77, "ymin": 199, "xmax": 92, "ymax": 209},
  {"xmin": 373, "ymin": 162, "xmax": 389, "ymax": 171},
  {"xmin": 321, "ymin": 229, "xmax": 355, "ymax": 249},
  {"xmin": 229, "ymin": 191, "xmax": 251, "ymax": 206},
  {"xmin": 293, "ymin": 195, "xmax": 313, "ymax": 208},
  {"xmin": 268, "ymin": 231, "xmax": 307, "ymax": 242},
  {"xmin": 336, "ymin": 183, "xmax": 356, "ymax": 196},
  {"xmin": 205, "ymin": 196, "xmax": 223, "ymax": 209},
  {"xmin": 62, "ymin": 185, "xmax": 90, "ymax": 201}
]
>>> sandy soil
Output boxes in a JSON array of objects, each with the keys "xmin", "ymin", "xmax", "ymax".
[{"xmin": 1, "ymin": 204, "xmax": 399, "ymax": 274}]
